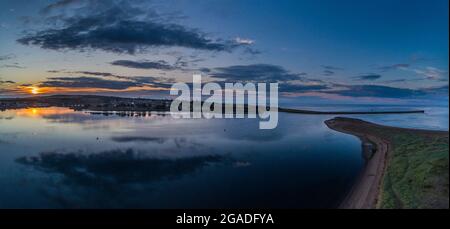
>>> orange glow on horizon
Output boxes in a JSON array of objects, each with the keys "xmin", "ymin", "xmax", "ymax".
[
  {"xmin": 16, "ymin": 84, "xmax": 169, "ymax": 96},
  {"xmin": 16, "ymin": 107, "xmax": 74, "ymax": 118},
  {"xmin": 30, "ymin": 85, "xmax": 169, "ymax": 94}
]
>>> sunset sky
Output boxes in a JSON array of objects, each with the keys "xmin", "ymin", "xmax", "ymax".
[{"xmin": 0, "ymin": 0, "xmax": 448, "ymax": 104}]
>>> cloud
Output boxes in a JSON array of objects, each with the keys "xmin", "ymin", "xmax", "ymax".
[
  {"xmin": 320, "ymin": 65, "xmax": 343, "ymax": 76},
  {"xmin": 327, "ymin": 84, "xmax": 426, "ymax": 98},
  {"xmin": 16, "ymin": 149, "xmax": 225, "ymax": 185},
  {"xmin": 199, "ymin": 68, "xmax": 211, "ymax": 73},
  {"xmin": 281, "ymin": 80, "xmax": 447, "ymax": 99},
  {"xmin": 377, "ymin": 63, "xmax": 447, "ymax": 81},
  {"xmin": 354, "ymin": 74, "xmax": 382, "ymax": 81},
  {"xmin": 0, "ymin": 80, "xmax": 15, "ymax": 84},
  {"xmin": 111, "ymin": 60, "xmax": 176, "ymax": 70},
  {"xmin": 279, "ymin": 83, "xmax": 329, "ymax": 92},
  {"xmin": 414, "ymin": 67, "xmax": 448, "ymax": 81},
  {"xmin": 37, "ymin": 73, "xmax": 174, "ymax": 91},
  {"xmin": 242, "ymin": 47, "xmax": 262, "ymax": 56},
  {"xmin": 1, "ymin": 63, "xmax": 25, "ymax": 69},
  {"xmin": 322, "ymin": 70, "xmax": 335, "ymax": 76},
  {"xmin": 321, "ymin": 65, "xmax": 344, "ymax": 71},
  {"xmin": 0, "ymin": 22, "xmax": 9, "ymax": 29},
  {"xmin": 378, "ymin": 63, "xmax": 409, "ymax": 72},
  {"xmin": 18, "ymin": 1, "xmax": 245, "ymax": 54},
  {"xmin": 73, "ymin": 71, "xmax": 121, "ymax": 77},
  {"xmin": 207, "ymin": 64, "xmax": 304, "ymax": 82},
  {"xmin": 47, "ymin": 70, "xmax": 64, "ymax": 73},
  {"xmin": 0, "ymin": 87, "xmax": 25, "ymax": 95},
  {"xmin": 280, "ymin": 79, "xmax": 448, "ymax": 99},
  {"xmin": 49, "ymin": 70, "xmax": 133, "ymax": 80},
  {"xmin": 40, "ymin": 0, "xmax": 81, "ymax": 14},
  {"xmin": 234, "ymin": 37, "xmax": 255, "ymax": 45},
  {"xmin": 381, "ymin": 79, "xmax": 407, "ymax": 83},
  {"xmin": 39, "ymin": 76, "xmax": 142, "ymax": 89},
  {"xmin": 421, "ymin": 84, "xmax": 449, "ymax": 95},
  {"xmin": 0, "ymin": 54, "xmax": 15, "ymax": 61},
  {"xmin": 410, "ymin": 54, "xmax": 433, "ymax": 63}
]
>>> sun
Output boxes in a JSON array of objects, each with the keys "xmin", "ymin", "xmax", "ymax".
[{"xmin": 30, "ymin": 87, "xmax": 40, "ymax": 95}]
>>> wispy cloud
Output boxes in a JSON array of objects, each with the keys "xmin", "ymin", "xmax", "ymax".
[
  {"xmin": 111, "ymin": 60, "xmax": 177, "ymax": 70},
  {"xmin": 39, "ymin": 76, "xmax": 143, "ymax": 90},
  {"xmin": 378, "ymin": 63, "xmax": 409, "ymax": 72},
  {"xmin": 234, "ymin": 37, "xmax": 255, "ymax": 45},
  {"xmin": 1, "ymin": 63, "xmax": 25, "ymax": 69},
  {"xmin": 322, "ymin": 70, "xmax": 335, "ymax": 76},
  {"xmin": 206, "ymin": 64, "xmax": 306, "ymax": 82},
  {"xmin": 39, "ymin": 0, "xmax": 81, "ymax": 14},
  {"xmin": 413, "ymin": 67, "xmax": 448, "ymax": 81},
  {"xmin": 0, "ymin": 54, "xmax": 15, "ymax": 61},
  {"xmin": 326, "ymin": 84, "xmax": 427, "ymax": 98},
  {"xmin": 279, "ymin": 83, "xmax": 329, "ymax": 92},
  {"xmin": 321, "ymin": 65, "xmax": 344, "ymax": 71},
  {"xmin": 320, "ymin": 65, "xmax": 343, "ymax": 76}
]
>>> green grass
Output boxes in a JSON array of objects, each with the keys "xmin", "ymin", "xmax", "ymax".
[{"xmin": 378, "ymin": 133, "xmax": 449, "ymax": 209}]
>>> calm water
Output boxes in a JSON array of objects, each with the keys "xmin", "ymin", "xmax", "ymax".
[{"xmin": 0, "ymin": 106, "xmax": 447, "ymax": 208}]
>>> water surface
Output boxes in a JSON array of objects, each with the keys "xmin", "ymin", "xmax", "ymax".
[{"xmin": 0, "ymin": 105, "xmax": 447, "ymax": 208}]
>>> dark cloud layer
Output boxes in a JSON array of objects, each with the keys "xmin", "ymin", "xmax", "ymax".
[
  {"xmin": 73, "ymin": 71, "xmax": 120, "ymax": 77},
  {"xmin": 328, "ymin": 84, "xmax": 427, "ymax": 98},
  {"xmin": 49, "ymin": 70, "xmax": 137, "ymax": 80},
  {"xmin": 41, "ymin": 70, "xmax": 174, "ymax": 89},
  {"xmin": 111, "ymin": 60, "xmax": 176, "ymax": 70},
  {"xmin": 39, "ymin": 76, "xmax": 142, "ymax": 89},
  {"xmin": 208, "ymin": 64, "xmax": 304, "ymax": 82},
  {"xmin": 18, "ymin": 1, "xmax": 244, "ymax": 54},
  {"xmin": 0, "ymin": 80, "xmax": 15, "ymax": 84},
  {"xmin": 279, "ymin": 83, "xmax": 329, "ymax": 92},
  {"xmin": 355, "ymin": 74, "xmax": 382, "ymax": 81}
]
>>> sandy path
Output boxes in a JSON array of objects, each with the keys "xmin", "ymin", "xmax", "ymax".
[
  {"xmin": 325, "ymin": 119, "xmax": 391, "ymax": 209},
  {"xmin": 338, "ymin": 135, "xmax": 389, "ymax": 209}
]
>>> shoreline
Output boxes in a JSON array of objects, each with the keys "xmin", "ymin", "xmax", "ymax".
[
  {"xmin": 325, "ymin": 118, "xmax": 389, "ymax": 209},
  {"xmin": 325, "ymin": 117, "xmax": 449, "ymax": 209},
  {"xmin": 1, "ymin": 95, "xmax": 426, "ymax": 115}
]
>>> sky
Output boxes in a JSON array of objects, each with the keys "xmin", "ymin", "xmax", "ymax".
[{"xmin": 0, "ymin": 0, "xmax": 448, "ymax": 105}]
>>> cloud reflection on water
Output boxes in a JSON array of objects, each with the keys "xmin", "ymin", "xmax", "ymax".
[{"xmin": 16, "ymin": 149, "xmax": 226, "ymax": 185}]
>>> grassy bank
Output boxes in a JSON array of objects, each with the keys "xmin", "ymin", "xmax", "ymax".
[
  {"xmin": 379, "ymin": 131, "xmax": 448, "ymax": 208},
  {"xmin": 326, "ymin": 117, "xmax": 449, "ymax": 209}
]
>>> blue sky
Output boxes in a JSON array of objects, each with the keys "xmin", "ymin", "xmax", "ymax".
[{"xmin": 0, "ymin": 0, "xmax": 448, "ymax": 104}]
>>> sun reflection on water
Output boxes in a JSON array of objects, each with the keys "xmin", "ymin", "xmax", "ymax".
[{"xmin": 14, "ymin": 107, "xmax": 75, "ymax": 118}]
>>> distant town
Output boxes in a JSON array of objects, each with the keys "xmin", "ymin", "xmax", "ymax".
[{"xmin": 0, "ymin": 95, "xmax": 172, "ymax": 112}]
